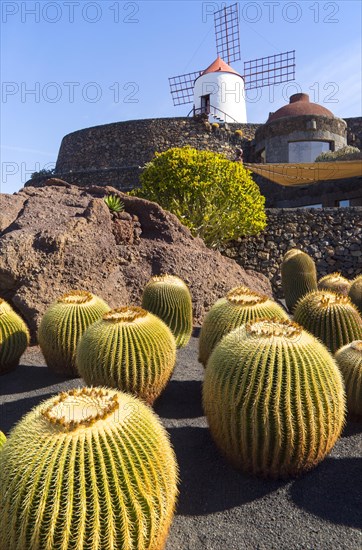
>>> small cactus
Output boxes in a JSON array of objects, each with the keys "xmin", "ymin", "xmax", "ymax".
[
  {"xmin": 0, "ymin": 431, "xmax": 6, "ymax": 449},
  {"xmin": 318, "ymin": 272, "xmax": 351, "ymax": 295},
  {"xmin": 203, "ymin": 318, "xmax": 346, "ymax": 478},
  {"xmin": 294, "ymin": 290, "xmax": 362, "ymax": 354},
  {"xmin": 349, "ymin": 275, "xmax": 362, "ymax": 314},
  {"xmin": 142, "ymin": 274, "xmax": 193, "ymax": 348},
  {"xmin": 77, "ymin": 306, "xmax": 176, "ymax": 404},
  {"xmin": 0, "ymin": 298, "xmax": 29, "ymax": 375},
  {"xmin": 0, "ymin": 387, "xmax": 178, "ymax": 550},
  {"xmin": 281, "ymin": 249, "xmax": 318, "ymax": 312},
  {"xmin": 38, "ymin": 290, "xmax": 110, "ymax": 376},
  {"xmin": 335, "ymin": 340, "xmax": 362, "ymax": 419},
  {"xmin": 198, "ymin": 286, "xmax": 289, "ymax": 367}
]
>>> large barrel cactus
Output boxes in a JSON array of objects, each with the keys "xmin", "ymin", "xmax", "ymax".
[
  {"xmin": 77, "ymin": 306, "xmax": 176, "ymax": 404},
  {"xmin": 203, "ymin": 319, "xmax": 345, "ymax": 478},
  {"xmin": 281, "ymin": 249, "xmax": 318, "ymax": 312},
  {"xmin": 38, "ymin": 290, "xmax": 110, "ymax": 376},
  {"xmin": 335, "ymin": 340, "xmax": 362, "ymax": 419},
  {"xmin": 0, "ymin": 298, "xmax": 29, "ymax": 375},
  {"xmin": 198, "ymin": 286, "xmax": 288, "ymax": 367},
  {"xmin": 0, "ymin": 387, "xmax": 178, "ymax": 550},
  {"xmin": 294, "ymin": 290, "xmax": 362, "ymax": 353},
  {"xmin": 142, "ymin": 274, "xmax": 193, "ymax": 348},
  {"xmin": 318, "ymin": 272, "xmax": 351, "ymax": 295},
  {"xmin": 349, "ymin": 275, "xmax": 362, "ymax": 314}
]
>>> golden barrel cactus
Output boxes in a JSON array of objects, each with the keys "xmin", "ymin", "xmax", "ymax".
[
  {"xmin": 0, "ymin": 431, "xmax": 6, "ymax": 449},
  {"xmin": 37, "ymin": 290, "xmax": 110, "ymax": 376},
  {"xmin": 335, "ymin": 340, "xmax": 362, "ymax": 419},
  {"xmin": 203, "ymin": 319, "xmax": 345, "ymax": 478},
  {"xmin": 348, "ymin": 275, "xmax": 362, "ymax": 314},
  {"xmin": 318, "ymin": 272, "xmax": 351, "ymax": 295},
  {"xmin": 281, "ymin": 249, "xmax": 318, "ymax": 312},
  {"xmin": 198, "ymin": 286, "xmax": 288, "ymax": 367},
  {"xmin": 0, "ymin": 387, "xmax": 178, "ymax": 550},
  {"xmin": 0, "ymin": 298, "xmax": 29, "ymax": 375},
  {"xmin": 77, "ymin": 306, "xmax": 176, "ymax": 404},
  {"xmin": 294, "ymin": 290, "xmax": 362, "ymax": 353},
  {"xmin": 142, "ymin": 274, "xmax": 193, "ymax": 348}
]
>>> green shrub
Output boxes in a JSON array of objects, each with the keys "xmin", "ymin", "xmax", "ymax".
[
  {"xmin": 315, "ymin": 146, "xmax": 361, "ymax": 162},
  {"xmin": 134, "ymin": 147, "xmax": 266, "ymax": 246},
  {"xmin": 104, "ymin": 194, "xmax": 124, "ymax": 213}
]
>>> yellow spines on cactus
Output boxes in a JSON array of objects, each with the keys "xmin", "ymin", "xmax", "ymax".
[
  {"xmin": 0, "ymin": 387, "xmax": 178, "ymax": 550},
  {"xmin": 198, "ymin": 286, "xmax": 289, "ymax": 367},
  {"xmin": 37, "ymin": 290, "xmax": 110, "ymax": 376},
  {"xmin": 0, "ymin": 298, "xmax": 29, "ymax": 375},
  {"xmin": 76, "ymin": 306, "xmax": 176, "ymax": 404},
  {"xmin": 281, "ymin": 248, "xmax": 318, "ymax": 312},
  {"xmin": 335, "ymin": 340, "xmax": 362, "ymax": 419},
  {"xmin": 203, "ymin": 318, "xmax": 346, "ymax": 478},
  {"xmin": 348, "ymin": 275, "xmax": 362, "ymax": 314},
  {"xmin": 318, "ymin": 272, "xmax": 351, "ymax": 295},
  {"xmin": 294, "ymin": 290, "xmax": 362, "ymax": 354},
  {"xmin": 0, "ymin": 431, "xmax": 6, "ymax": 449},
  {"xmin": 142, "ymin": 274, "xmax": 193, "ymax": 348}
]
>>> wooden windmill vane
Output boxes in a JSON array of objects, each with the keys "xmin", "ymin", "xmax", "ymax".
[{"xmin": 169, "ymin": 3, "xmax": 296, "ymax": 123}]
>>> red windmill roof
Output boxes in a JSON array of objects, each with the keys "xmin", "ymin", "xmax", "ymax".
[{"xmin": 201, "ymin": 56, "xmax": 241, "ymax": 76}]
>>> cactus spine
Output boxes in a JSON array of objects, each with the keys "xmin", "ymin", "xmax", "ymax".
[
  {"xmin": 348, "ymin": 275, "xmax": 362, "ymax": 314},
  {"xmin": 37, "ymin": 290, "xmax": 110, "ymax": 376},
  {"xmin": 203, "ymin": 319, "xmax": 346, "ymax": 478},
  {"xmin": 294, "ymin": 290, "xmax": 362, "ymax": 354},
  {"xmin": 142, "ymin": 274, "xmax": 193, "ymax": 348},
  {"xmin": 335, "ymin": 340, "xmax": 362, "ymax": 419},
  {"xmin": 318, "ymin": 272, "xmax": 351, "ymax": 295},
  {"xmin": 198, "ymin": 286, "xmax": 289, "ymax": 367},
  {"xmin": 0, "ymin": 299, "xmax": 29, "ymax": 375},
  {"xmin": 0, "ymin": 387, "xmax": 178, "ymax": 550},
  {"xmin": 77, "ymin": 306, "xmax": 176, "ymax": 404},
  {"xmin": 281, "ymin": 249, "xmax": 318, "ymax": 312}
]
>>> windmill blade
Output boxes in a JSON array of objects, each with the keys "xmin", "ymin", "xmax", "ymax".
[
  {"xmin": 168, "ymin": 71, "xmax": 203, "ymax": 106},
  {"xmin": 214, "ymin": 3, "xmax": 241, "ymax": 64},
  {"xmin": 243, "ymin": 50, "xmax": 296, "ymax": 90}
]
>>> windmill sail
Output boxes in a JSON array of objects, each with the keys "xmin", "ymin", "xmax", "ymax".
[
  {"xmin": 214, "ymin": 3, "xmax": 241, "ymax": 64},
  {"xmin": 243, "ymin": 50, "xmax": 296, "ymax": 90},
  {"xmin": 168, "ymin": 71, "xmax": 202, "ymax": 106}
]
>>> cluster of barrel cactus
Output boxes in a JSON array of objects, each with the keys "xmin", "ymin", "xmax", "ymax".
[{"xmin": 0, "ymin": 387, "xmax": 178, "ymax": 550}]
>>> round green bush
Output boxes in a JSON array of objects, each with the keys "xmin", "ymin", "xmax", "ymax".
[
  {"xmin": 0, "ymin": 387, "xmax": 178, "ymax": 550},
  {"xmin": 133, "ymin": 147, "xmax": 266, "ymax": 247},
  {"xmin": 203, "ymin": 319, "xmax": 345, "ymax": 478}
]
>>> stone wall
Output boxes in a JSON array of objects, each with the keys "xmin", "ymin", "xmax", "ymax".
[
  {"xmin": 220, "ymin": 207, "xmax": 362, "ymax": 297},
  {"xmin": 344, "ymin": 117, "xmax": 362, "ymax": 150}
]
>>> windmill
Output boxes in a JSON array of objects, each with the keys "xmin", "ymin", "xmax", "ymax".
[{"xmin": 168, "ymin": 3, "xmax": 295, "ymax": 123}]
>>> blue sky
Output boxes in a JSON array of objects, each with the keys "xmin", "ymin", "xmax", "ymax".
[{"xmin": 1, "ymin": 0, "xmax": 361, "ymax": 193}]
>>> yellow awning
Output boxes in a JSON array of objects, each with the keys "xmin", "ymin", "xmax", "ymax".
[{"xmin": 244, "ymin": 160, "xmax": 362, "ymax": 186}]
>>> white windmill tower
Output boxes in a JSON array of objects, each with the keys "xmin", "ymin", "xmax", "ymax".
[{"xmin": 169, "ymin": 4, "xmax": 296, "ymax": 124}]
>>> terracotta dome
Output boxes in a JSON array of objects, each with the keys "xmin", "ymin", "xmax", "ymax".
[{"xmin": 267, "ymin": 93, "xmax": 334, "ymax": 123}]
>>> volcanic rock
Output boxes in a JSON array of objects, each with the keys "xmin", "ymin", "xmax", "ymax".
[{"xmin": 0, "ymin": 182, "xmax": 271, "ymax": 341}]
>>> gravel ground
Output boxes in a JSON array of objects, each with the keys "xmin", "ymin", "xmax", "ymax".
[{"xmin": 1, "ymin": 333, "xmax": 361, "ymax": 550}]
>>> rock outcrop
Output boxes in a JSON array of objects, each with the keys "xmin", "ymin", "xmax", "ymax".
[{"xmin": 0, "ymin": 182, "xmax": 272, "ymax": 341}]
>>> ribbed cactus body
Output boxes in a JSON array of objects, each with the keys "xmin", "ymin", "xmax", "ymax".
[
  {"xmin": 349, "ymin": 275, "xmax": 362, "ymax": 314},
  {"xmin": 77, "ymin": 306, "xmax": 176, "ymax": 404},
  {"xmin": 294, "ymin": 291, "xmax": 362, "ymax": 354},
  {"xmin": 38, "ymin": 290, "xmax": 110, "ymax": 376},
  {"xmin": 318, "ymin": 272, "xmax": 351, "ymax": 295},
  {"xmin": 0, "ymin": 387, "xmax": 178, "ymax": 550},
  {"xmin": 203, "ymin": 319, "xmax": 345, "ymax": 478},
  {"xmin": 142, "ymin": 274, "xmax": 193, "ymax": 348},
  {"xmin": 335, "ymin": 340, "xmax": 362, "ymax": 419},
  {"xmin": 0, "ymin": 431, "xmax": 6, "ymax": 449},
  {"xmin": 281, "ymin": 249, "xmax": 318, "ymax": 312},
  {"xmin": 198, "ymin": 286, "xmax": 289, "ymax": 367},
  {"xmin": 0, "ymin": 299, "xmax": 29, "ymax": 375}
]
